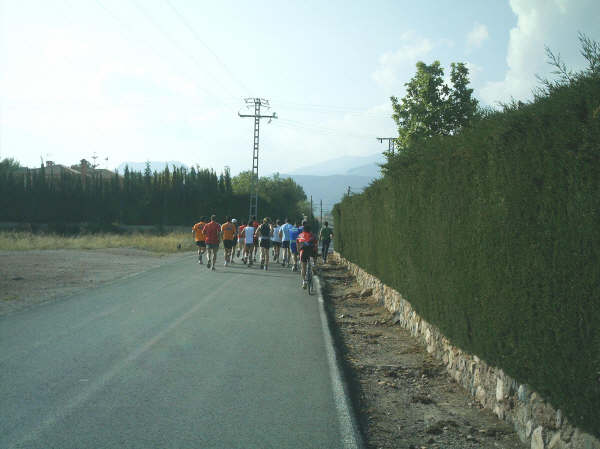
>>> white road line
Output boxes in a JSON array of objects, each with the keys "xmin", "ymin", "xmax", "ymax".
[{"xmin": 315, "ymin": 275, "xmax": 365, "ymax": 449}]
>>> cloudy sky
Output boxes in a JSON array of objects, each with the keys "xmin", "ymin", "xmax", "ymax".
[{"xmin": 1, "ymin": 0, "xmax": 598, "ymax": 175}]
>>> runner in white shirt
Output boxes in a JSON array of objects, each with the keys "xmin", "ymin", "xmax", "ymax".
[
  {"xmin": 271, "ymin": 219, "xmax": 282, "ymax": 263},
  {"xmin": 279, "ymin": 217, "xmax": 293, "ymax": 267},
  {"xmin": 242, "ymin": 222, "xmax": 255, "ymax": 266}
]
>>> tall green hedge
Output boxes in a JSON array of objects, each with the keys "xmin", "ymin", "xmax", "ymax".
[{"xmin": 334, "ymin": 75, "xmax": 600, "ymax": 436}]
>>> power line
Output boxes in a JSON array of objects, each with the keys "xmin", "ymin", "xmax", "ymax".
[
  {"xmin": 93, "ymin": 0, "xmax": 237, "ymax": 113},
  {"xmin": 163, "ymin": 0, "xmax": 251, "ymax": 97},
  {"xmin": 129, "ymin": 0, "xmax": 239, "ymax": 108}
]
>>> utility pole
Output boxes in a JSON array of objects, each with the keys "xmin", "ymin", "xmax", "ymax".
[
  {"xmin": 310, "ymin": 195, "xmax": 313, "ymax": 221},
  {"xmin": 347, "ymin": 186, "xmax": 351, "ymax": 197},
  {"xmin": 377, "ymin": 137, "xmax": 396, "ymax": 154},
  {"xmin": 238, "ymin": 98, "xmax": 277, "ymax": 221},
  {"xmin": 320, "ymin": 199, "xmax": 323, "ymax": 228}
]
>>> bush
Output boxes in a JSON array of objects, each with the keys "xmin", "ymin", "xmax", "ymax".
[{"xmin": 334, "ymin": 73, "xmax": 600, "ymax": 436}]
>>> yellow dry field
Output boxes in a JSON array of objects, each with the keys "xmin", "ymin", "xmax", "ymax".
[{"xmin": 0, "ymin": 232, "xmax": 195, "ymax": 253}]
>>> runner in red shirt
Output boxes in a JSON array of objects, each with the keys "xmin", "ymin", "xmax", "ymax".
[
  {"xmin": 202, "ymin": 214, "xmax": 221, "ymax": 271},
  {"xmin": 296, "ymin": 223, "xmax": 317, "ymax": 289}
]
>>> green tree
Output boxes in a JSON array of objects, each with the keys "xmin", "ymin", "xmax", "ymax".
[{"xmin": 390, "ymin": 61, "xmax": 478, "ymax": 151}]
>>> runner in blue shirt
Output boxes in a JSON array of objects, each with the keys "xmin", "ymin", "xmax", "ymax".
[{"xmin": 289, "ymin": 221, "xmax": 301, "ymax": 272}]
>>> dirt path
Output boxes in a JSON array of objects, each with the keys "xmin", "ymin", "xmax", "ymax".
[
  {"xmin": 0, "ymin": 248, "xmax": 189, "ymax": 316},
  {"xmin": 320, "ymin": 260, "xmax": 526, "ymax": 449}
]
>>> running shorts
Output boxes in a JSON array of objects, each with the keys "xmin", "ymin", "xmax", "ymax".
[
  {"xmin": 290, "ymin": 242, "xmax": 298, "ymax": 254},
  {"xmin": 259, "ymin": 238, "xmax": 271, "ymax": 249},
  {"xmin": 196, "ymin": 241, "xmax": 206, "ymax": 248},
  {"xmin": 273, "ymin": 241, "xmax": 281, "ymax": 248},
  {"xmin": 223, "ymin": 240, "xmax": 234, "ymax": 249},
  {"xmin": 206, "ymin": 243, "xmax": 219, "ymax": 250},
  {"xmin": 282, "ymin": 241, "xmax": 290, "ymax": 249}
]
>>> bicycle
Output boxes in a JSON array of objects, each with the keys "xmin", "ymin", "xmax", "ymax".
[{"xmin": 303, "ymin": 258, "xmax": 314, "ymax": 295}]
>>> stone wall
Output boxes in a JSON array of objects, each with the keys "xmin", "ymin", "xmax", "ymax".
[{"xmin": 332, "ymin": 252, "xmax": 599, "ymax": 449}]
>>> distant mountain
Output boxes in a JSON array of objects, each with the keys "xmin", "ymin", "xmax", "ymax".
[
  {"xmin": 116, "ymin": 161, "xmax": 187, "ymax": 174},
  {"xmin": 345, "ymin": 161, "xmax": 383, "ymax": 178},
  {"xmin": 282, "ymin": 174, "xmax": 376, "ymax": 212},
  {"xmin": 290, "ymin": 153, "xmax": 385, "ymax": 177}
]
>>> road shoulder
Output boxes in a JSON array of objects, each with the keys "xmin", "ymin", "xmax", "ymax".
[{"xmin": 0, "ymin": 248, "xmax": 190, "ymax": 316}]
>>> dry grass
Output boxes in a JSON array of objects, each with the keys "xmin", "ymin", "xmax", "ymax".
[{"xmin": 0, "ymin": 232, "xmax": 195, "ymax": 253}]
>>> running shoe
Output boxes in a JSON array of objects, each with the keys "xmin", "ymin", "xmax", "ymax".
[
  {"xmin": 212, "ymin": 266, "xmax": 216, "ymax": 271},
  {"xmin": 302, "ymin": 280, "xmax": 307, "ymax": 289},
  {"xmin": 198, "ymin": 259, "xmax": 203, "ymax": 264},
  {"xmin": 207, "ymin": 262, "xmax": 211, "ymax": 269}
]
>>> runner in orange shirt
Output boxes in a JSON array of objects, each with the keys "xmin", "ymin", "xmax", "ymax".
[
  {"xmin": 221, "ymin": 216, "xmax": 236, "ymax": 266},
  {"xmin": 192, "ymin": 216, "xmax": 208, "ymax": 264},
  {"xmin": 202, "ymin": 214, "xmax": 221, "ymax": 271}
]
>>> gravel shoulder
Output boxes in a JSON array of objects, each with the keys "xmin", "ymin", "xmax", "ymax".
[
  {"xmin": 320, "ymin": 260, "xmax": 527, "ymax": 449},
  {"xmin": 0, "ymin": 248, "xmax": 190, "ymax": 316}
]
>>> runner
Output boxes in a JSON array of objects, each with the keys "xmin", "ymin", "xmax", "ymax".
[
  {"xmin": 257, "ymin": 217, "xmax": 273, "ymax": 270},
  {"xmin": 192, "ymin": 216, "xmax": 208, "ymax": 264},
  {"xmin": 319, "ymin": 221, "xmax": 334, "ymax": 263},
  {"xmin": 289, "ymin": 220, "xmax": 301, "ymax": 272},
  {"xmin": 230, "ymin": 218, "xmax": 238, "ymax": 263},
  {"xmin": 297, "ymin": 223, "xmax": 318, "ymax": 289},
  {"xmin": 221, "ymin": 216, "xmax": 236, "ymax": 266},
  {"xmin": 202, "ymin": 214, "xmax": 221, "ymax": 271},
  {"xmin": 237, "ymin": 220, "xmax": 247, "ymax": 259},
  {"xmin": 272, "ymin": 219, "xmax": 282, "ymax": 263},
  {"xmin": 279, "ymin": 217, "xmax": 293, "ymax": 267},
  {"xmin": 242, "ymin": 221, "xmax": 255, "ymax": 266},
  {"xmin": 251, "ymin": 215, "xmax": 260, "ymax": 262}
]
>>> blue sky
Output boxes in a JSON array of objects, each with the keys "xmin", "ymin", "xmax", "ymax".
[{"xmin": 1, "ymin": 0, "xmax": 598, "ymax": 175}]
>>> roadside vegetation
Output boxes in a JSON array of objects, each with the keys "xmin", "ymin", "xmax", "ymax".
[
  {"xmin": 0, "ymin": 231, "xmax": 195, "ymax": 253},
  {"xmin": 0, "ymin": 162, "xmax": 309, "ymax": 226},
  {"xmin": 334, "ymin": 34, "xmax": 600, "ymax": 436}
]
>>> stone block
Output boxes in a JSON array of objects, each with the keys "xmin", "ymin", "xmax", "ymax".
[{"xmin": 532, "ymin": 426, "xmax": 545, "ymax": 449}]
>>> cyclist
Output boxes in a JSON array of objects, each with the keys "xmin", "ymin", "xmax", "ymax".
[
  {"xmin": 297, "ymin": 223, "xmax": 317, "ymax": 289},
  {"xmin": 279, "ymin": 217, "xmax": 293, "ymax": 267},
  {"xmin": 319, "ymin": 221, "xmax": 333, "ymax": 263},
  {"xmin": 192, "ymin": 216, "xmax": 208, "ymax": 264}
]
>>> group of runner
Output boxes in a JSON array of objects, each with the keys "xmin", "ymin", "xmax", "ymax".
[{"xmin": 192, "ymin": 215, "xmax": 334, "ymax": 287}]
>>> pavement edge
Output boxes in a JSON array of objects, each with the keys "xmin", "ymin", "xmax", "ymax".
[{"xmin": 314, "ymin": 275, "xmax": 365, "ymax": 449}]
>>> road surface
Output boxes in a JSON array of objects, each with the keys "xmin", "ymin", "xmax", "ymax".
[{"xmin": 1, "ymin": 255, "xmax": 358, "ymax": 448}]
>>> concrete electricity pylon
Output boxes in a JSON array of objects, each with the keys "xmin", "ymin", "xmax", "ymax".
[
  {"xmin": 376, "ymin": 137, "xmax": 397, "ymax": 154},
  {"xmin": 238, "ymin": 98, "xmax": 277, "ymax": 220}
]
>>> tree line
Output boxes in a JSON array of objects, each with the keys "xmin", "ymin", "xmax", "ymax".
[{"xmin": 0, "ymin": 161, "xmax": 309, "ymax": 228}]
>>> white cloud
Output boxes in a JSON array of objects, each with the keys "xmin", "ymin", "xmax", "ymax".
[
  {"xmin": 466, "ymin": 23, "xmax": 489, "ymax": 51},
  {"xmin": 372, "ymin": 32, "xmax": 436, "ymax": 93},
  {"xmin": 479, "ymin": 0, "xmax": 600, "ymax": 105}
]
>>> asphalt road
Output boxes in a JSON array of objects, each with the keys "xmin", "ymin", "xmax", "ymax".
[{"xmin": 0, "ymin": 255, "xmax": 356, "ymax": 448}]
